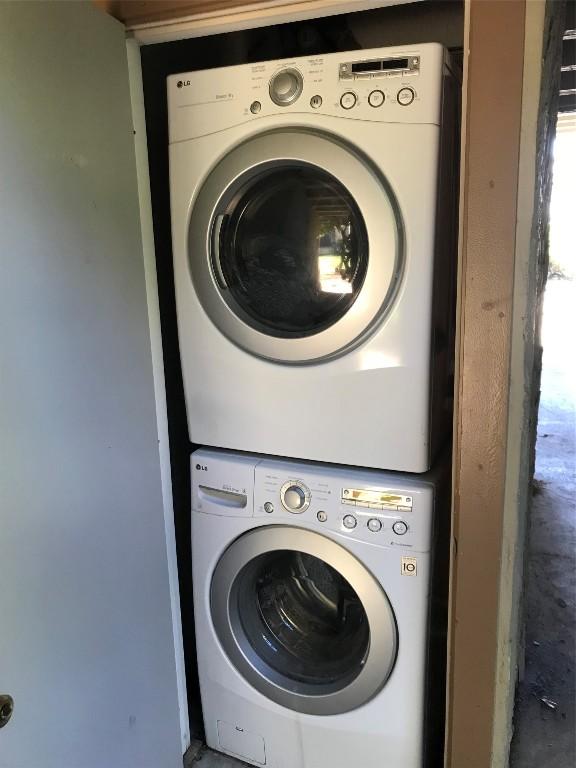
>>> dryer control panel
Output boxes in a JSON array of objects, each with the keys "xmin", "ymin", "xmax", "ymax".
[{"xmin": 168, "ymin": 43, "xmax": 450, "ymax": 143}]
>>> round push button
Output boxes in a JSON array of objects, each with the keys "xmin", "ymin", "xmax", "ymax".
[
  {"xmin": 310, "ymin": 94, "xmax": 322, "ymax": 109},
  {"xmin": 317, "ymin": 510, "xmax": 328, "ymax": 523},
  {"xmin": 343, "ymin": 514, "xmax": 357, "ymax": 530},
  {"xmin": 367, "ymin": 518, "xmax": 382, "ymax": 533},
  {"xmin": 264, "ymin": 501, "xmax": 274, "ymax": 513},
  {"xmin": 250, "ymin": 100, "xmax": 261, "ymax": 114},
  {"xmin": 368, "ymin": 90, "xmax": 385, "ymax": 108},
  {"xmin": 397, "ymin": 87, "xmax": 415, "ymax": 106},
  {"xmin": 392, "ymin": 520, "xmax": 409, "ymax": 536},
  {"xmin": 269, "ymin": 68, "xmax": 303, "ymax": 106},
  {"xmin": 340, "ymin": 91, "xmax": 357, "ymax": 110}
]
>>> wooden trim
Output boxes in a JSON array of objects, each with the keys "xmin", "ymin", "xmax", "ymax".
[
  {"xmin": 95, "ymin": 0, "xmax": 416, "ymax": 44},
  {"xmin": 447, "ymin": 1, "xmax": 526, "ymax": 766},
  {"xmin": 94, "ymin": 0, "xmax": 267, "ymax": 27}
]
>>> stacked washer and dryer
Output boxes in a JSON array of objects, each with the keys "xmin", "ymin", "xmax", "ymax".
[{"xmin": 168, "ymin": 43, "xmax": 458, "ymax": 768}]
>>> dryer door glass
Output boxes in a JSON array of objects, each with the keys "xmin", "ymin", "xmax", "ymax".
[
  {"xmin": 214, "ymin": 167, "xmax": 369, "ymax": 338},
  {"xmin": 210, "ymin": 526, "xmax": 398, "ymax": 715},
  {"xmin": 188, "ymin": 129, "xmax": 402, "ymax": 363}
]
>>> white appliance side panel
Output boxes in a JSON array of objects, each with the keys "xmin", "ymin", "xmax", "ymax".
[
  {"xmin": 171, "ymin": 118, "xmax": 439, "ymax": 471},
  {"xmin": 0, "ymin": 4, "xmax": 181, "ymax": 767}
]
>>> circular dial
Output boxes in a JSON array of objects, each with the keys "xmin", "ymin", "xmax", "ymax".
[
  {"xmin": 269, "ymin": 68, "xmax": 303, "ymax": 106},
  {"xmin": 280, "ymin": 481, "xmax": 310, "ymax": 513}
]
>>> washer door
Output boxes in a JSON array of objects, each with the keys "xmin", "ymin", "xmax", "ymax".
[
  {"xmin": 188, "ymin": 129, "xmax": 404, "ymax": 363},
  {"xmin": 210, "ymin": 526, "xmax": 398, "ymax": 715}
]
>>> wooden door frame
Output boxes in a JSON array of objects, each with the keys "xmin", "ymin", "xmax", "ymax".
[{"xmin": 447, "ymin": 1, "xmax": 528, "ymax": 766}]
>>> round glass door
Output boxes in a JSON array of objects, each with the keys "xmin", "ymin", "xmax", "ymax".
[
  {"xmin": 236, "ymin": 549, "xmax": 369, "ymax": 688},
  {"xmin": 214, "ymin": 166, "xmax": 369, "ymax": 338},
  {"xmin": 188, "ymin": 129, "xmax": 403, "ymax": 363},
  {"xmin": 210, "ymin": 526, "xmax": 398, "ymax": 715}
]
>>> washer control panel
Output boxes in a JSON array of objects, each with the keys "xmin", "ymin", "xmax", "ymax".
[
  {"xmin": 168, "ymin": 43, "xmax": 448, "ymax": 143},
  {"xmin": 192, "ymin": 449, "xmax": 435, "ymax": 553},
  {"xmin": 253, "ymin": 458, "xmax": 434, "ymax": 553}
]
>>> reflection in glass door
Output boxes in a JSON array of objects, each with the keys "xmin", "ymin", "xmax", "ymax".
[{"xmin": 215, "ymin": 166, "xmax": 369, "ymax": 338}]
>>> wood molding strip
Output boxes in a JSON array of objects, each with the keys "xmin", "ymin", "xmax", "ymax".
[
  {"xmin": 447, "ymin": 1, "xmax": 527, "ymax": 766},
  {"xmin": 95, "ymin": 0, "xmax": 416, "ymax": 44},
  {"xmin": 95, "ymin": 0, "xmax": 268, "ymax": 27}
]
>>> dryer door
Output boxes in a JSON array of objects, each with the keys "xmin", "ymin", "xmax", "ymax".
[
  {"xmin": 188, "ymin": 129, "xmax": 404, "ymax": 363},
  {"xmin": 210, "ymin": 525, "xmax": 398, "ymax": 715}
]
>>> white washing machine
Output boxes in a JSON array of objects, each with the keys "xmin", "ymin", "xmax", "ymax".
[
  {"xmin": 191, "ymin": 447, "xmax": 445, "ymax": 768},
  {"xmin": 169, "ymin": 45, "xmax": 459, "ymax": 472}
]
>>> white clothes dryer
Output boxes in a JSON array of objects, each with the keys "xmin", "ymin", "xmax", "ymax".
[
  {"xmin": 169, "ymin": 45, "xmax": 459, "ymax": 472},
  {"xmin": 191, "ymin": 447, "xmax": 445, "ymax": 768}
]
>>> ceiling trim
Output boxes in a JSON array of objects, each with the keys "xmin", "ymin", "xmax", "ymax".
[{"xmin": 120, "ymin": 0, "xmax": 418, "ymax": 45}]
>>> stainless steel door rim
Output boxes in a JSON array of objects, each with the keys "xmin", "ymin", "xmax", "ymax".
[
  {"xmin": 210, "ymin": 525, "xmax": 398, "ymax": 715},
  {"xmin": 187, "ymin": 128, "xmax": 404, "ymax": 363}
]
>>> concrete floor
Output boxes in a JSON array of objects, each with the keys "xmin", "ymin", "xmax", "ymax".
[
  {"xmin": 510, "ymin": 279, "xmax": 576, "ymax": 767},
  {"xmin": 188, "ymin": 744, "xmax": 245, "ymax": 767},
  {"xmin": 188, "ymin": 281, "xmax": 576, "ymax": 768}
]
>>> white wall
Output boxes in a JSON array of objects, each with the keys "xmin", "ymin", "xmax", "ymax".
[{"xmin": 0, "ymin": 2, "xmax": 182, "ymax": 766}]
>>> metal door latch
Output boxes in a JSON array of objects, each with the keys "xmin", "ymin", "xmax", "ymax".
[{"xmin": 0, "ymin": 695, "xmax": 14, "ymax": 728}]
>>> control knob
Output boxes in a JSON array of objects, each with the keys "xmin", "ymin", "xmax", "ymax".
[
  {"xmin": 280, "ymin": 481, "xmax": 310, "ymax": 513},
  {"xmin": 269, "ymin": 68, "xmax": 303, "ymax": 106}
]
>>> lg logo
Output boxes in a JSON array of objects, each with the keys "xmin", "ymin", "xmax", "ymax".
[
  {"xmin": 195, "ymin": 463, "xmax": 208, "ymax": 471},
  {"xmin": 177, "ymin": 80, "xmax": 191, "ymax": 88}
]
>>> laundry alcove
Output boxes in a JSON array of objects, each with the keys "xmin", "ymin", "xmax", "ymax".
[{"xmin": 1, "ymin": 2, "xmax": 553, "ymax": 768}]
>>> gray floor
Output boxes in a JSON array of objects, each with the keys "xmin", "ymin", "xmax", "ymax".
[
  {"xmin": 510, "ymin": 279, "xmax": 576, "ymax": 767},
  {"xmin": 190, "ymin": 746, "xmax": 245, "ymax": 767}
]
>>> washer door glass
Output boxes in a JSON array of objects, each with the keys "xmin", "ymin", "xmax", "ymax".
[
  {"xmin": 210, "ymin": 526, "xmax": 398, "ymax": 715},
  {"xmin": 215, "ymin": 167, "xmax": 369, "ymax": 338},
  {"xmin": 237, "ymin": 549, "xmax": 369, "ymax": 687}
]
